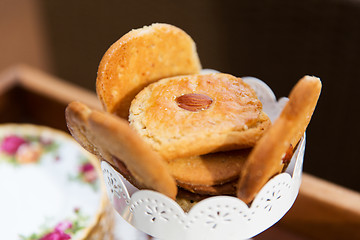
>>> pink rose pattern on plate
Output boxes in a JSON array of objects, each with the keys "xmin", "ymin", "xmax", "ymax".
[
  {"xmin": 68, "ymin": 159, "xmax": 99, "ymax": 191},
  {"xmin": 20, "ymin": 209, "xmax": 89, "ymax": 240},
  {"xmin": 0, "ymin": 135, "xmax": 27, "ymax": 154},
  {"xmin": 0, "ymin": 134, "xmax": 59, "ymax": 164},
  {"xmin": 1, "ymin": 133, "xmax": 98, "ymax": 188}
]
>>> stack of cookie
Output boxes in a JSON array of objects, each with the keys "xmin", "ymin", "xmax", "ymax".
[{"xmin": 65, "ymin": 23, "xmax": 321, "ymax": 209}]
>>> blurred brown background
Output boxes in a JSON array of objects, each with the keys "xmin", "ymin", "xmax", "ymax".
[{"xmin": 0, "ymin": 0, "xmax": 359, "ymax": 192}]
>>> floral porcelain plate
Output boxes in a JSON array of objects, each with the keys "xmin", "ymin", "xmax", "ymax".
[{"xmin": 0, "ymin": 124, "xmax": 111, "ymax": 240}]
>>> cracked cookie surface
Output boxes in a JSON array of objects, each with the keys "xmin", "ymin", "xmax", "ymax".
[{"xmin": 129, "ymin": 73, "xmax": 271, "ymax": 161}]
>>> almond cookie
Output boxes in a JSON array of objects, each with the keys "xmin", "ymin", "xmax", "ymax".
[
  {"xmin": 96, "ymin": 23, "xmax": 201, "ymax": 119},
  {"xmin": 129, "ymin": 73, "xmax": 271, "ymax": 160},
  {"xmin": 237, "ymin": 76, "xmax": 322, "ymax": 204},
  {"xmin": 65, "ymin": 101, "xmax": 177, "ymax": 199}
]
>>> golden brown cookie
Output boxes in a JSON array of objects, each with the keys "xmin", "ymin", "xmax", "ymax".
[
  {"xmin": 129, "ymin": 73, "xmax": 271, "ymax": 160},
  {"xmin": 96, "ymin": 23, "xmax": 201, "ymax": 119},
  {"xmin": 177, "ymin": 180, "xmax": 237, "ymax": 196},
  {"xmin": 237, "ymin": 76, "xmax": 322, "ymax": 204},
  {"xmin": 88, "ymin": 110, "xmax": 177, "ymax": 199},
  {"xmin": 168, "ymin": 149, "xmax": 251, "ymax": 186},
  {"xmin": 108, "ymin": 155, "xmax": 239, "ymax": 196},
  {"xmin": 109, "ymin": 156, "xmax": 147, "ymax": 190},
  {"xmin": 65, "ymin": 101, "xmax": 113, "ymax": 163},
  {"xmin": 65, "ymin": 101, "xmax": 177, "ymax": 199}
]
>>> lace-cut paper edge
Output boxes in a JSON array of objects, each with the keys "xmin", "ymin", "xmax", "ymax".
[{"xmin": 101, "ymin": 76, "xmax": 305, "ymax": 240}]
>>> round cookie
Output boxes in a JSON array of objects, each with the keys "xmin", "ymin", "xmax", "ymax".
[
  {"xmin": 168, "ymin": 149, "xmax": 251, "ymax": 186},
  {"xmin": 96, "ymin": 23, "xmax": 201, "ymax": 119},
  {"xmin": 106, "ymin": 155, "xmax": 240, "ymax": 196},
  {"xmin": 129, "ymin": 73, "xmax": 271, "ymax": 161},
  {"xmin": 177, "ymin": 180, "xmax": 237, "ymax": 196},
  {"xmin": 237, "ymin": 76, "xmax": 322, "ymax": 204},
  {"xmin": 65, "ymin": 101, "xmax": 177, "ymax": 199},
  {"xmin": 65, "ymin": 101, "xmax": 113, "ymax": 163}
]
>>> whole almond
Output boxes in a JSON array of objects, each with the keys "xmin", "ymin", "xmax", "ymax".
[{"xmin": 175, "ymin": 93, "xmax": 213, "ymax": 112}]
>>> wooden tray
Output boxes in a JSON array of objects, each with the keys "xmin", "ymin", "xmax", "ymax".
[
  {"xmin": 0, "ymin": 65, "xmax": 101, "ymax": 131},
  {"xmin": 1, "ymin": 65, "xmax": 359, "ymax": 240}
]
